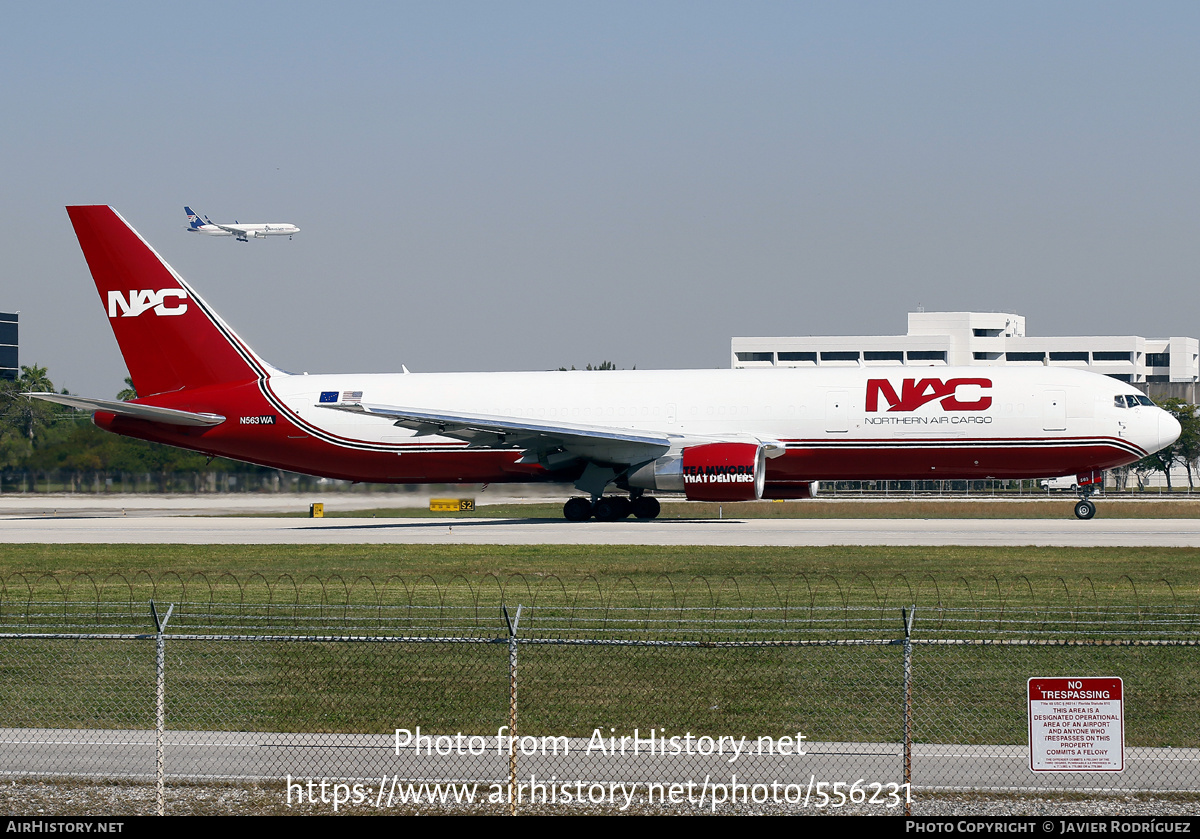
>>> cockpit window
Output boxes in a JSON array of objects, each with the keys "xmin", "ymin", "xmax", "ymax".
[
  {"xmin": 1115, "ymin": 396, "xmax": 1126, "ymax": 408},
  {"xmin": 1116, "ymin": 394, "xmax": 1156, "ymax": 408},
  {"xmin": 1135, "ymin": 395, "xmax": 1154, "ymax": 406}
]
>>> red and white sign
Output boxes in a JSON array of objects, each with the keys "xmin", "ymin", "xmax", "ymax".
[{"xmin": 1028, "ymin": 677, "xmax": 1124, "ymax": 772}]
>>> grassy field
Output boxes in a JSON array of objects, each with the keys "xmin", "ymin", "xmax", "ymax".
[
  {"xmin": 0, "ymin": 541, "xmax": 1197, "ymax": 750},
  {"xmin": 4, "ymin": 625, "xmax": 1194, "ymax": 748},
  {"xmin": 1, "ymin": 543, "xmax": 1198, "ymax": 611}
]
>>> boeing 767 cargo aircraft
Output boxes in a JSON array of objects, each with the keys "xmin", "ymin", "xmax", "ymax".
[{"xmin": 26, "ymin": 206, "xmax": 1180, "ymax": 521}]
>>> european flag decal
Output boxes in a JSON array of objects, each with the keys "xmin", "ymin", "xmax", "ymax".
[{"xmin": 319, "ymin": 391, "xmax": 338, "ymax": 403}]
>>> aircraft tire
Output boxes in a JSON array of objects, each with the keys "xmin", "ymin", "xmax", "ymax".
[
  {"xmin": 564, "ymin": 497, "xmax": 593, "ymax": 522},
  {"xmin": 592, "ymin": 497, "xmax": 621, "ymax": 522},
  {"xmin": 610, "ymin": 496, "xmax": 633, "ymax": 519},
  {"xmin": 631, "ymin": 496, "xmax": 661, "ymax": 520},
  {"xmin": 1074, "ymin": 499, "xmax": 1096, "ymax": 520}
]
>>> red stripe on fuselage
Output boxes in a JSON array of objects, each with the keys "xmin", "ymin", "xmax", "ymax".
[
  {"xmin": 92, "ymin": 398, "xmax": 1142, "ymax": 486},
  {"xmin": 767, "ymin": 441, "xmax": 1140, "ymax": 481}
]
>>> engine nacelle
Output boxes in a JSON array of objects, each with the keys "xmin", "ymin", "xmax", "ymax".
[
  {"xmin": 628, "ymin": 442, "xmax": 766, "ymax": 502},
  {"xmin": 761, "ymin": 481, "xmax": 819, "ymax": 500}
]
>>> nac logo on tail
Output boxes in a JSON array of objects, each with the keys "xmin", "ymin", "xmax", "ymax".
[
  {"xmin": 866, "ymin": 378, "xmax": 992, "ymax": 412},
  {"xmin": 107, "ymin": 289, "xmax": 189, "ymax": 318}
]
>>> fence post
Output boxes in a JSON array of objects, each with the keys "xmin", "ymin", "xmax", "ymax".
[
  {"xmin": 503, "ymin": 603, "xmax": 522, "ymax": 816},
  {"xmin": 150, "ymin": 600, "xmax": 174, "ymax": 818},
  {"xmin": 902, "ymin": 605, "xmax": 915, "ymax": 818}
]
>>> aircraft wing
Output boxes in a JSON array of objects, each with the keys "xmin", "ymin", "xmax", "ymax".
[
  {"xmin": 24, "ymin": 393, "xmax": 226, "ymax": 427},
  {"xmin": 213, "ymin": 223, "xmax": 251, "ymax": 235},
  {"xmin": 322, "ymin": 400, "xmax": 672, "ymax": 465},
  {"xmin": 320, "ymin": 401, "xmax": 784, "ymax": 469}
]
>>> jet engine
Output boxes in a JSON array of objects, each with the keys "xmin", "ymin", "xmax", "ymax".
[{"xmin": 627, "ymin": 442, "xmax": 766, "ymax": 502}]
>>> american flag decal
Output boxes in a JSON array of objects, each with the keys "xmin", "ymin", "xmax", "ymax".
[{"xmin": 342, "ymin": 391, "xmax": 363, "ymax": 403}]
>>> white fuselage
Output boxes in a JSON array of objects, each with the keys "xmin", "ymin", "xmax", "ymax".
[
  {"xmin": 257, "ymin": 365, "xmax": 1176, "ymax": 482},
  {"xmin": 189, "ymin": 223, "xmax": 299, "ymax": 239}
]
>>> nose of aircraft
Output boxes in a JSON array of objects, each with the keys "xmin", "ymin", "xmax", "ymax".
[{"xmin": 1157, "ymin": 408, "xmax": 1182, "ymax": 452}]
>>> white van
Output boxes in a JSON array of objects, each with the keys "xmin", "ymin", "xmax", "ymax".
[{"xmin": 1040, "ymin": 475, "xmax": 1102, "ymax": 494}]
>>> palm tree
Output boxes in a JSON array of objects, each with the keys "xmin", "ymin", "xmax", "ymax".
[
  {"xmin": 7, "ymin": 364, "xmax": 56, "ymax": 443},
  {"xmin": 18, "ymin": 364, "xmax": 53, "ymax": 394},
  {"xmin": 117, "ymin": 376, "xmax": 137, "ymax": 402}
]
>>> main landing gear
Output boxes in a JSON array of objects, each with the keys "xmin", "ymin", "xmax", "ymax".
[{"xmin": 563, "ymin": 494, "xmax": 661, "ymax": 521}]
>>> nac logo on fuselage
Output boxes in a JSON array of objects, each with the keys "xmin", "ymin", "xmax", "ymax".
[
  {"xmin": 866, "ymin": 378, "xmax": 993, "ymax": 412},
  {"xmin": 107, "ymin": 289, "xmax": 189, "ymax": 318}
]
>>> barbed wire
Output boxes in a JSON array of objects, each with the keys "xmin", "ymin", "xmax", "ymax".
[
  {"xmin": 0, "ymin": 569, "xmax": 1191, "ymax": 609},
  {"xmin": 0, "ymin": 571, "xmax": 1196, "ymax": 639}
]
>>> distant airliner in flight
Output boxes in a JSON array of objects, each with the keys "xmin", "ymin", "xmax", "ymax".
[
  {"xmin": 185, "ymin": 207, "xmax": 299, "ymax": 242},
  {"xmin": 26, "ymin": 206, "xmax": 1181, "ymax": 522}
]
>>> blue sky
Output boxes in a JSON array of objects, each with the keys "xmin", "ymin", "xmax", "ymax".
[{"xmin": 3, "ymin": 2, "xmax": 1199, "ymax": 396}]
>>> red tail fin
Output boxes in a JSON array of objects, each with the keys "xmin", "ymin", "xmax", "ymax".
[{"xmin": 67, "ymin": 206, "xmax": 267, "ymax": 397}]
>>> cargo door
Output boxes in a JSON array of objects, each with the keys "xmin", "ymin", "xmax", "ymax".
[
  {"xmin": 826, "ymin": 391, "xmax": 849, "ymax": 433},
  {"xmin": 1043, "ymin": 390, "xmax": 1067, "ymax": 431}
]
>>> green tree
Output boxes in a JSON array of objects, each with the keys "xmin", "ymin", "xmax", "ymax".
[
  {"xmin": 1136, "ymin": 398, "xmax": 1197, "ymax": 491},
  {"xmin": 19, "ymin": 364, "xmax": 53, "ymax": 393},
  {"xmin": 0, "ymin": 365, "xmax": 59, "ymax": 446},
  {"xmin": 0, "ymin": 378, "xmax": 30, "ymax": 471},
  {"xmin": 117, "ymin": 376, "xmax": 137, "ymax": 402},
  {"xmin": 557, "ymin": 361, "xmax": 628, "ymax": 371},
  {"xmin": 1175, "ymin": 402, "xmax": 1200, "ymax": 490}
]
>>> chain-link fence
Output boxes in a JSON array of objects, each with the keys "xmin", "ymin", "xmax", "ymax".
[{"xmin": 0, "ymin": 599, "xmax": 1195, "ymax": 814}]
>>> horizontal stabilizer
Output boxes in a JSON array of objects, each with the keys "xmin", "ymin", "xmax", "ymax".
[{"xmin": 24, "ymin": 393, "xmax": 225, "ymax": 427}]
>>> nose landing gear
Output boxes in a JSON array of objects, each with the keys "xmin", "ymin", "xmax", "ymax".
[{"xmin": 1073, "ymin": 484, "xmax": 1099, "ymax": 520}]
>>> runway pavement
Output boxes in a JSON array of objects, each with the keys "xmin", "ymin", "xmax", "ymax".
[
  {"xmin": 2, "ymin": 729, "xmax": 1194, "ymax": 792},
  {"xmin": 0, "ymin": 491, "xmax": 546, "ymax": 518},
  {"xmin": 4, "ymin": 513, "xmax": 1200, "ymax": 546}
]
